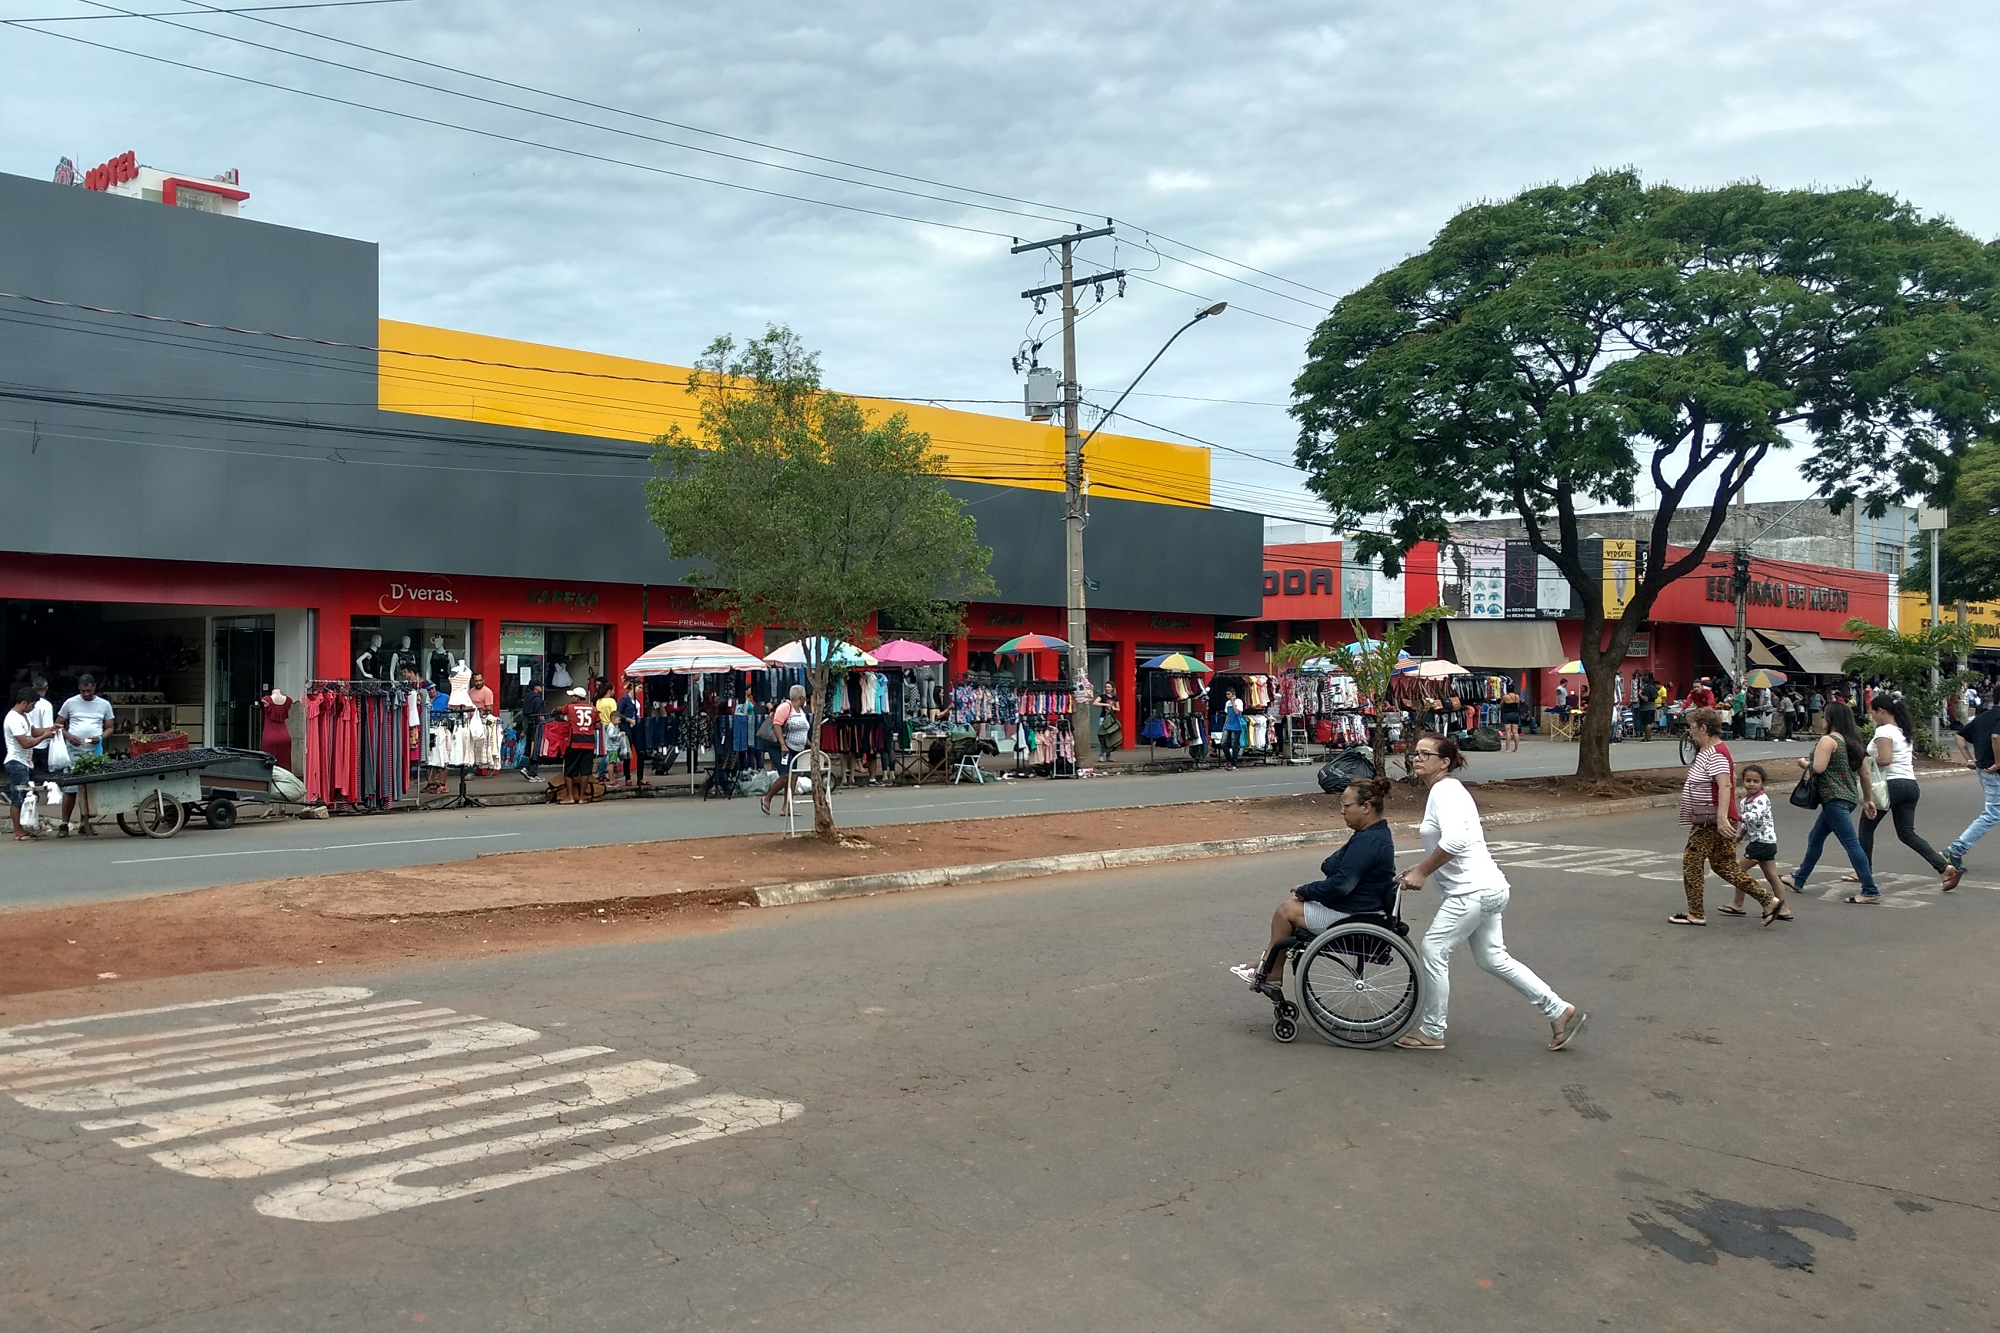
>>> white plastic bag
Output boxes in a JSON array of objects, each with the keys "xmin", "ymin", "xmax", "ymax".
[
  {"xmin": 18, "ymin": 785, "xmax": 35, "ymax": 827},
  {"xmin": 46, "ymin": 733, "xmax": 71, "ymax": 772}
]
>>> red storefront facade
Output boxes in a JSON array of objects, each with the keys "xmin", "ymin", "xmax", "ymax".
[{"xmin": 0, "ymin": 552, "xmax": 1203, "ymax": 752}]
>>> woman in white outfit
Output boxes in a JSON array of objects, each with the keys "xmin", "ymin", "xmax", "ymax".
[{"xmin": 1395, "ymin": 733, "xmax": 1587, "ymax": 1052}]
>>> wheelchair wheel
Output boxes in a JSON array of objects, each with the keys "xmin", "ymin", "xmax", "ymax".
[{"xmin": 1295, "ymin": 922, "xmax": 1422, "ymax": 1049}]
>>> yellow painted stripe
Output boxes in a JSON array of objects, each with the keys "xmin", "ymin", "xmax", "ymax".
[{"xmin": 374, "ymin": 321, "xmax": 1209, "ymax": 506}]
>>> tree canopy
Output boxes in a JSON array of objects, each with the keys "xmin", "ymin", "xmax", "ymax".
[
  {"xmin": 647, "ymin": 326, "xmax": 995, "ymax": 838},
  {"xmin": 1902, "ymin": 438, "xmax": 2000, "ymax": 604},
  {"xmin": 1292, "ymin": 170, "xmax": 2000, "ymax": 778}
]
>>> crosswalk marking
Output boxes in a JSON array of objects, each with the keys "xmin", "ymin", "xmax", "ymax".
[
  {"xmin": 0, "ymin": 988, "xmax": 802, "ymax": 1221},
  {"xmin": 1482, "ymin": 839, "xmax": 1984, "ymax": 907}
]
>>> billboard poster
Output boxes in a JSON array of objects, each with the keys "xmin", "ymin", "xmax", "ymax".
[
  {"xmin": 1466, "ymin": 539, "xmax": 1506, "ymax": 618},
  {"xmin": 1340, "ymin": 563, "xmax": 1372, "ymax": 618},
  {"xmin": 1602, "ymin": 539, "xmax": 1636, "ymax": 618},
  {"xmin": 1370, "ymin": 562, "xmax": 1405, "ymax": 618},
  {"xmin": 1504, "ymin": 541, "xmax": 1538, "ymax": 617},
  {"xmin": 1537, "ymin": 555, "xmax": 1572, "ymax": 615}
]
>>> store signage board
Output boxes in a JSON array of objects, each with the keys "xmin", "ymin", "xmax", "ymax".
[
  {"xmin": 377, "ymin": 581, "xmax": 459, "ymax": 613},
  {"xmin": 526, "ymin": 588, "xmax": 601, "ymax": 609},
  {"xmin": 499, "ymin": 628, "xmax": 543, "ymax": 655},
  {"xmin": 1704, "ymin": 577, "xmax": 1850, "ymax": 613}
]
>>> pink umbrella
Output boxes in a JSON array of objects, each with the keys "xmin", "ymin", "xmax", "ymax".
[{"xmin": 871, "ymin": 639, "xmax": 947, "ymax": 666}]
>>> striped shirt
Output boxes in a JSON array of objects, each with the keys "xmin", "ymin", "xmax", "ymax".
[{"xmin": 1680, "ymin": 746, "xmax": 1733, "ymax": 825}]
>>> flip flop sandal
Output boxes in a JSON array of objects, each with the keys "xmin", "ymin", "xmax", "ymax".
[
  {"xmin": 1839, "ymin": 874, "xmax": 1861, "ymax": 883},
  {"xmin": 1715, "ymin": 905, "xmax": 1748, "ymax": 916},
  {"xmin": 1843, "ymin": 895, "xmax": 1882, "ymax": 904},
  {"xmin": 1668, "ymin": 913, "xmax": 1708, "ymax": 926},
  {"xmin": 1394, "ymin": 1034, "xmax": 1446, "ymax": 1050},
  {"xmin": 1548, "ymin": 1011, "xmax": 1587, "ymax": 1051}
]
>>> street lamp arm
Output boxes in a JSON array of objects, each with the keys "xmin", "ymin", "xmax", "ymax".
[{"xmin": 1077, "ymin": 302, "xmax": 1225, "ymax": 453}]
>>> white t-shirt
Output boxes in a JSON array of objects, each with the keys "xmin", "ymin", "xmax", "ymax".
[
  {"xmin": 5, "ymin": 710, "xmax": 36, "ymax": 766},
  {"xmin": 1872, "ymin": 722, "xmax": 1916, "ymax": 781},
  {"xmin": 58, "ymin": 694, "xmax": 115, "ymax": 745},
  {"xmin": 26, "ymin": 697, "xmax": 53, "ymax": 752},
  {"xmin": 1419, "ymin": 776, "xmax": 1507, "ymax": 897}
]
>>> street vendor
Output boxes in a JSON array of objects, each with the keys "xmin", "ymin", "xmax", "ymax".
[
  {"xmin": 7, "ymin": 688, "xmax": 60, "ymax": 842},
  {"xmin": 57, "ymin": 674, "xmax": 116, "ymax": 835}
]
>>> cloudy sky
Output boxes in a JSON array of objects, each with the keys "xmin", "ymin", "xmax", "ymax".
[{"xmin": 5, "ymin": 0, "xmax": 1996, "ymax": 525}]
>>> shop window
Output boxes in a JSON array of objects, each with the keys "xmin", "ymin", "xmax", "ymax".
[
  {"xmin": 499, "ymin": 622, "xmax": 607, "ymax": 712},
  {"xmin": 352, "ymin": 616, "xmax": 474, "ymax": 690},
  {"xmin": 1874, "ymin": 542, "xmax": 1904, "ymax": 575},
  {"xmin": 1253, "ymin": 622, "xmax": 1279, "ymax": 653}
]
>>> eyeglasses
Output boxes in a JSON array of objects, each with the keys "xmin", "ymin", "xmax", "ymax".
[
  {"xmin": 1413, "ymin": 750, "xmax": 1442, "ymax": 761},
  {"xmin": 1339, "ymin": 800, "xmax": 1366, "ymax": 810}
]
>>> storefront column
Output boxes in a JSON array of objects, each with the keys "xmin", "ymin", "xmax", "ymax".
[
  {"xmin": 474, "ymin": 616, "xmax": 502, "ymax": 690},
  {"xmin": 949, "ymin": 634, "xmax": 970, "ymax": 679},
  {"xmin": 1115, "ymin": 639, "xmax": 1138, "ymax": 745}
]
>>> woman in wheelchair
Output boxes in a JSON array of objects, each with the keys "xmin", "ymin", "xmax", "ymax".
[{"xmin": 1251, "ymin": 777, "xmax": 1397, "ymax": 995}]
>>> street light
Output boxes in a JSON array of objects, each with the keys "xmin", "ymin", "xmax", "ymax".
[{"xmin": 1063, "ymin": 301, "xmax": 1227, "ymax": 700}]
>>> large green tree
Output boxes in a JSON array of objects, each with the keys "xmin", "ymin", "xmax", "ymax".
[
  {"xmin": 1293, "ymin": 171, "xmax": 2000, "ymax": 778},
  {"xmin": 647, "ymin": 327, "xmax": 995, "ymax": 839},
  {"xmin": 1902, "ymin": 437, "xmax": 2000, "ymax": 605}
]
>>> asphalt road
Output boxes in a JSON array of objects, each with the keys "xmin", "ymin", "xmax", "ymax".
[
  {"xmin": 8, "ymin": 736, "xmax": 1813, "ymax": 908},
  {"xmin": 1, "ymin": 781, "xmax": 1992, "ymax": 1331}
]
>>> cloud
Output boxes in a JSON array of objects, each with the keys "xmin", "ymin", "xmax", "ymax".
[{"xmin": 3, "ymin": 0, "xmax": 1995, "ymax": 525}]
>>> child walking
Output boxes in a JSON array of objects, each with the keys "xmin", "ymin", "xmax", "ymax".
[{"xmin": 1725, "ymin": 764, "xmax": 1793, "ymax": 919}]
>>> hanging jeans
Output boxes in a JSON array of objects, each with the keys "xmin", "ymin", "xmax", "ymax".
[
  {"xmin": 1416, "ymin": 886, "xmax": 1569, "ymax": 1042},
  {"xmin": 1859, "ymin": 777, "xmax": 1947, "ymax": 873},
  {"xmin": 1793, "ymin": 798, "xmax": 1878, "ymax": 896},
  {"xmin": 1946, "ymin": 770, "xmax": 2000, "ymax": 868}
]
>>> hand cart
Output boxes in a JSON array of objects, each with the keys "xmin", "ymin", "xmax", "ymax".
[{"xmin": 61, "ymin": 747, "xmax": 277, "ymax": 838}]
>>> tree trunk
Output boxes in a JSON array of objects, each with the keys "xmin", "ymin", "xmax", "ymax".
[
  {"xmin": 1574, "ymin": 658, "xmax": 1616, "ymax": 780},
  {"xmin": 808, "ymin": 662, "xmax": 837, "ymax": 841}
]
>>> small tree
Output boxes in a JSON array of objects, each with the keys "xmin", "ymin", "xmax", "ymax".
[
  {"xmin": 1902, "ymin": 438, "xmax": 2000, "ymax": 605},
  {"xmin": 1839, "ymin": 616, "xmax": 1980, "ymax": 752},
  {"xmin": 1274, "ymin": 606, "xmax": 1453, "ymax": 778},
  {"xmin": 1293, "ymin": 172, "xmax": 2000, "ymax": 779},
  {"xmin": 647, "ymin": 327, "xmax": 996, "ymax": 840}
]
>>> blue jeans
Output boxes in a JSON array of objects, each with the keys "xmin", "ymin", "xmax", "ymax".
[
  {"xmin": 3, "ymin": 759, "xmax": 29, "ymax": 806},
  {"xmin": 1946, "ymin": 770, "xmax": 2000, "ymax": 866},
  {"xmin": 1793, "ymin": 798, "xmax": 1878, "ymax": 896}
]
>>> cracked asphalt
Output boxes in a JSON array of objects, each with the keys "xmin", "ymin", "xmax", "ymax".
[{"xmin": 1, "ymin": 778, "xmax": 1994, "ymax": 1331}]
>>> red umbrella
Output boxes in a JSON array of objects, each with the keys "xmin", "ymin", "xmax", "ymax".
[{"xmin": 871, "ymin": 639, "xmax": 948, "ymax": 666}]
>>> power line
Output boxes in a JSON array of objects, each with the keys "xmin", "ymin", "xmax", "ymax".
[
  {"xmin": 15, "ymin": 0, "xmax": 411, "ymax": 17},
  {"xmin": 0, "ymin": 20, "xmax": 1020, "ymax": 240}
]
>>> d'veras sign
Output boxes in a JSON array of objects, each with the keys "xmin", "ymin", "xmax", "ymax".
[
  {"xmin": 377, "ymin": 581, "xmax": 459, "ymax": 613},
  {"xmin": 1705, "ymin": 576, "xmax": 1850, "ymax": 613}
]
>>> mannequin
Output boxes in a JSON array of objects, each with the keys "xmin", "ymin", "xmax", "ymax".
[
  {"xmin": 447, "ymin": 660, "xmax": 474, "ymax": 709},
  {"xmin": 354, "ymin": 633, "xmax": 383, "ymax": 680},
  {"xmin": 428, "ymin": 635, "xmax": 453, "ymax": 693},
  {"xmin": 386, "ymin": 634, "xmax": 414, "ymax": 682},
  {"xmin": 259, "ymin": 685, "xmax": 295, "ymax": 770}
]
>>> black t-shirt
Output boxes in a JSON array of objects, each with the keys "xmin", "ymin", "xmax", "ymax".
[{"xmin": 1958, "ymin": 706, "xmax": 2000, "ymax": 770}]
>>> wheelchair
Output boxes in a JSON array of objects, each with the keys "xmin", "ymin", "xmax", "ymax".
[{"xmin": 1253, "ymin": 887, "xmax": 1425, "ymax": 1049}]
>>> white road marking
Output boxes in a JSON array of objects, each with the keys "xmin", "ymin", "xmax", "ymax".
[
  {"xmin": 110, "ymin": 832, "xmax": 521, "ymax": 865},
  {"xmin": 0, "ymin": 987, "xmax": 801, "ymax": 1220}
]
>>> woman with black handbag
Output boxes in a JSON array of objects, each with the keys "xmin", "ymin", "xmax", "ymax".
[{"xmin": 1782, "ymin": 700, "xmax": 1880, "ymax": 903}]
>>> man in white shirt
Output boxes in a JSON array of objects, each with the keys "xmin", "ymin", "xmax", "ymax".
[
  {"xmin": 58, "ymin": 674, "xmax": 117, "ymax": 833},
  {"xmin": 7, "ymin": 688, "xmax": 59, "ymax": 840},
  {"xmin": 26, "ymin": 677, "xmax": 55, "ymax": 779}
]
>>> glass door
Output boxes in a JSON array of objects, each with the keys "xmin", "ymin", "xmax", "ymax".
[{"xmin": 213, "ymin": 615, "xmax": 276, "ymax": 750}]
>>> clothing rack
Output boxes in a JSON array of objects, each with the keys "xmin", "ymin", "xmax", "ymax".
[{"xmin": 304, "ymin": 678, "xmax": 412, "ymax": 810}]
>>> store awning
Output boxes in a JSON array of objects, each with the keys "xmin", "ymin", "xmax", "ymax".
[
  {"xmin": 1777, "ymin": 631, "xmax": 1852, "ymax": 677},
  {"xmin": 1445, "ymin": 620, "xmax": 1567, "ymax": 669},
  {"xmin": 1699, "ymin": 625, "xmax": 1782, "ymax": 672}
]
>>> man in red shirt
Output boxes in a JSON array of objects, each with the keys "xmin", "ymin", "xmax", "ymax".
[
  {"xmin": 1684, "ymin": 678, "xmax": 1717, "ymax": 711},
  {"xmin": 558, "ymin": 686, "xmax": 599, "ymax": 804}
]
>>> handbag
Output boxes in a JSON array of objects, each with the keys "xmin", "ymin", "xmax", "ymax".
[
  {"xmin": 756, "ymin": 716, "xmax": 778, "ymax": 744},
  {"xmin": 1788, "ymin": 769, "xmax": 1821, "ymax": 811}
]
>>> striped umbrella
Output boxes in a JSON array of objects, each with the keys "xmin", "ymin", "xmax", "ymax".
[
  {"xmin": 623, "ymin": 637, "xmax": 767, "ymax": 676},
  {"xmin": 1743, "ymin": 668, "xmax": 1788, "ymax": 688},
  {"xmin": 1555, "ymin": 659, "xmax": 1588, "ymax": 675},
  {"xmin": 1141, "ymin": 652, "xmax": 1212, "ymax": 674}
]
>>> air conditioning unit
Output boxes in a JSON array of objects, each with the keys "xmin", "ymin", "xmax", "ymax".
[{"xmin": 1024, "ymin": 367, "xmax": 1060, "ymax": 421}]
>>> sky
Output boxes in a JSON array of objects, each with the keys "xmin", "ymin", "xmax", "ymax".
[{"xmin": 4, "ymin": 0, "xmax": 1996, "ymax": 529}]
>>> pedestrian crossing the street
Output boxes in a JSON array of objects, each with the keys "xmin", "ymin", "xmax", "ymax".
[
  {"xmin": 0, "ymin": 988, "xmax": 801, "ymax": 1222},
  {"xmin": 1484, "ymin": 839, "xmax": 1973, "ymax": 905}
]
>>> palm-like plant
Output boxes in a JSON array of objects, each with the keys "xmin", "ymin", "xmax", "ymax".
[
  {"xmin": 1839, "ymin": 616, "xmax": 1979, "ymax": 752},
  {"xmin": 1270, "ymin": 607, "xmax": 1454, "ymax": 777}
]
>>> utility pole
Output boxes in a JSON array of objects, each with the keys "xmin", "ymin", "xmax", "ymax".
[
  {"xmin": 1733, "ymin": 487, "xmax": 1750, "ymax": 693},
  {"xmin": 1919, "ymin": 504, "xmax": 1949, "ymax": 739},
  {"xmin": 1013, "ymin": 223, "xmax": 1120, "ymax": 695}
]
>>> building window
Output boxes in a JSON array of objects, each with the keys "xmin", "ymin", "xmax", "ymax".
[{"xmin": 1875, "ymin": 542, "xmax": 1904, "ymax": 575}]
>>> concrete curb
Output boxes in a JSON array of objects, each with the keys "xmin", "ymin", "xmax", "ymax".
[{"xmin": 751, "ymin": 790, "xmax": 1688, "ymax": 909}]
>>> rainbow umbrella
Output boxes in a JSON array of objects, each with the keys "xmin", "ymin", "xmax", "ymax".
[
  {"xmin": 1555, "ymin": 659, "xmax": 1588, "ymax": 675},
  {"xmin": 995, "ymin": 633, "xmax": 1071, "ymax": 654},
  {"xmin": 1743, "ymin": 668, "xmax": 1788, "ymax": 688},
  {"xmin": 1141, "ymin": 652, "xmax": 1212, "ymax": 675}
]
